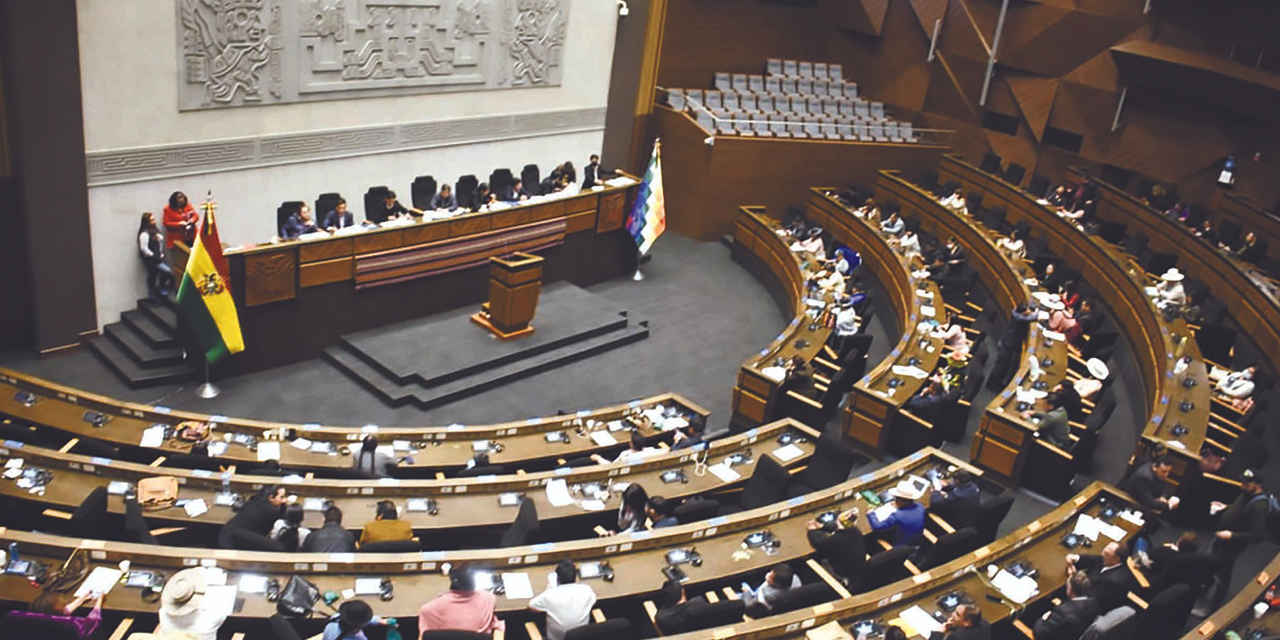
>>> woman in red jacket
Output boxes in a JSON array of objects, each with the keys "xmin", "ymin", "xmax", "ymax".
[{"xmin": 162, "ymin": 191, "xmax": 199, "ymax": 249}]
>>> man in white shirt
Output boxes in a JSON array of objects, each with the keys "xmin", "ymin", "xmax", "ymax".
[
  {"xmin": 741, "ymin": 563, "xmax": 802, "ymax": 612},
  {"xmin": 529, "ymin": 561, "xmax": 597, "ymax": 640}
]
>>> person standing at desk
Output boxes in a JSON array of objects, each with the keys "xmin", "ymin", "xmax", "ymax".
[
  {"xmin": 352, "ymin": 434, "xmax": 397, "ymax": 478},
  {"xmin": 868, "ymin": 480, "xmax": 927, "ymax": 546},
  {"xmin": 281, "ymin": 205, "xmax": 318, "ymax": 239},
  {"xmin": 368, "ymin": 190, "xmax": 420, "ymax": 224},
  {"xmin": 162, "ymin": 191, "xmax": 199, "ymax": 249},
  {"xmin": 218, "ymin": 485, "xmax": 286, "ymax": 549},
  {"xmin": 323, "ymin": 198, "xmax": 355, "ymax": 231},
  {"xmin": 430, "ymin": 185, "xmax": 458, "ymax": 211},
  {"xmin": 986, "ymin": 302, "xmax": 1037, "ymax": 391},
  {"xmin": 582, "ymin": 154, "xmax": 603, "ymax": 189},
  {"xmin": 1208, "ymin": 468, "xmax": 1271, "ymax": 608}
]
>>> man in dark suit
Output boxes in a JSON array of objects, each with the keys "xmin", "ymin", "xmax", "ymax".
[
  {"xmin": 929, "ymin": 604, "xmax": 990, "ymax": 640},
  {"xmin": 1123, "ymin": 455, "xmax": 1179, "ymax": 516},
  {"xmin": 1066, "ymin": 542, "xmax": 1134, "ymax": 613},
  {"xmin": 322, "ymin": 198, "xmax": 355, "ymax": 230},
  {"xmin": 987, "ymin": 302, "xmax": 1038, "ymax": 391},
  {"xmin": 582, "ymin": 154, "xmax": 604, "ymax": 189},
  {"xmin": 1209, "ymin": 468, "xmax": 1271, "ymax": 607},
  {"xmin": 653, "ymin": 578, "xmax": 706, "ymax": 635},
  {"xmin": 1147, "ymin": 532, "xmax": 1216, "ymax": 596},
  {"xmin": 806, "ymin": 508, "xmax": 866, "ymax": 581},
  {"xmin": 1033, "ymin": 572, "xmax": 1099, "ymax": 640},
  {"xmin": 905, "ymin": 380, "xmax": 959, "ymax": 423},
  {"xmin": 782, "ymin": 355, "xmax": 816, "ymax": 396},
  {"xmin": 929, "ymin": 470, "xmax": 981, "ymax": 528}
]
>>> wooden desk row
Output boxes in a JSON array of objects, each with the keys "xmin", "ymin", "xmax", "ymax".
[
  {"xmin": 0, "ymin": 368, "xmax": 708, "ymax": 474},
  {"xmin": 729, "ymin": 208, "xmax": 842, "ymax": 432},
  {"xmin": 800, "ymin": 191, "xmax": 947, "ymax": 457},
  {"xmin": 0, "ymin": 449, "xmax": 977, "ymax": 620},
  {"xmin": 663, "ymin": 481, "xmax": 1143, "ymax": 640},
  {"xmin": 0, "ymin": 420, "xmax": 817, "ymax": 535},
  {"xmin": 940, "ymin": 157, "xmax": 1213, "ymax": 486},
  {"xmin": 1188, "ymin": 551, "xmax": 1280, "ymax": 639}
]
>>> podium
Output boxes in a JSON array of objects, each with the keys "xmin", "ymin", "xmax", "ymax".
[{"xmin": 471, "ymin": 252, "xmax": 544, "ymax": 340}]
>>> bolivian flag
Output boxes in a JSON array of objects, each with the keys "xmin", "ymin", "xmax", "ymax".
[{"xmin": 176, "ymin": 206, "xmax": 244, "ymax": 364}]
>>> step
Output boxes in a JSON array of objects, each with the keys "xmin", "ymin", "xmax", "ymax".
[
  {"xmin": 103, "ymin": 323, "xmax": 185, "ymax": 368},
  {"xmin": 326, "ymin": 321, "xmax": 651, "ymax": 409},
  {"xmin": 138, "ymin": 298, "xmax": 179, "ymax": 333},
  {"xmin": 122, "ymin": 309, "xmax": 178, "ymax": 349},
  {"xmin": 88, "ymin": 336, "xmax": 195, "ymax": 389}
]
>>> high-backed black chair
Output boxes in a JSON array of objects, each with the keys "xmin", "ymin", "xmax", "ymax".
[
  {"xmin": 1142, "ymin": 251, "xmax": 1177, "ymax": 276},
  {"xmin": 522, "ymin": 164, "xmax": 541, "ymax": 192},
  {"xmin": 683, "ymin": 599, "xmax": 746, "ymax": 632},
  {"xmin": 1195, "ymin": 323, "xmax": 1238, "ymax": 365},
  {"xmin": 972, "ymin": 493, "xmax": 1015, "ymax": 544},
  {"xmin": 979, "ymin": 151, "xmax": 1002, "ymax": 174},
  {"xmin": 673, "ymin": 498, "xmax": 720, "ymax": 524},
  {"xmin": 1095, "ymin": 220, "xmax": 1127, "ymax": 245},
  {"xmin": 69, "ymin": 486, "xmax": 108, "ymax": 539},
  {"xmin": 1218, "ymin": 219, "xmax": 1242, "ymax": 248},
  {"xmin": 124, "ymin": 496, "xmax": 159, "ymax": 545},
  {"xmin": 489, "ymin": 168, "xmax": 515, "ymax": 199},
  {"xmin": 1130, "ymin": 584, "xmax": 1194, "ymax": 639},
  {"xmin": 719, "ymin": 455, "xmax": 791, "ymax": 514},
  {"xmin": 71, "ymin": 437, "xmax": 119, "ymax": 459},
  {"xmin": 363, "ymin": 186, "xmax": 391, "ymax": 221},
  {"xmin": 773, "ymin": 582, "xmax": 833, "ymax": 614},
  {"xmin": 1003, "ymin": 163, "xmax": 1025, "ymax": 187},
  {"xmin": 499, "ymin": 498, "xmax": 539, "ymax": 547},
  {"xmin": 315, "ymin": 193, "xmax": 343, "ymax": 223},
  {"xmin": 789, "ymin": 430, "xmax": 859, "ymax": 496},
  {"xmin": 1123, "ymin": 231, "xmax": 1148, "ymax": 257},
  {"xmin": 455, "ymin": 175, "xmax": 479, "ymax": 208},
  {"xmin": 269, "ymin": 614, "xmax": 305, "ymax": 640},
  {"xmin": 411, "ymin": 175, "xmax": 438, "ymax": 210},
  {"xmin": 564, "ymin": 619, "xmax": 633, "ymax": 640},
  {"xmin": 358, "ymin": 539, "xmax": 421, "ymax": 553},
  {"xmin": 849, "ymin": 546, "xmax": 914, "ymax": 593},
  {"xmin": 916, "ymin": 527, "xmax": 980, "ymax": 570},
  {"xmin": 276, "ymin": 200, "xmax": 304, "ymax": 237},
  {"xmin": 1027, "ymin": 174, "xmax": 1050, "ymax": 199}
]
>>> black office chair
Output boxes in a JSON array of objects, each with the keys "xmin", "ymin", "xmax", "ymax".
[
  {"xmin": 1142, "ymin": 251, "xmax": 1177, "ymax": 276},
  {"xmin": 69, "ymin": 486, "xmax": 108, "ymax": 539},
  {"xmin": 1003, "ymin": 163, "xmax": 1025, "ymax": 187},
  {"xmin": 411, "ymin": 175, "xmax": 438, "ymax": 210},
  {"xmin": 457, "ymin": 465, "xmax": 507, "ymax": 478},
  {"xmin": 315, "ymin": 193, "xmax": 343, "ymax": 223},
  {"xmin": 277, "ymin": 200, "xmax": 304, "ymax": 237},
  {"xmin": 489, "ymin": 168, "xmax": 515, "ymax": 199},
  {"xmin": 564, "ymin": 618, "xmax": 633, "ymax": 640},
  {"xmin": 1218, "ymin": 219, "xmax": 1242, "ymax": 248},
  {"xmin": 0, "ymin": 613, "xmax": 87, "ymax": 640},
  {"xmin": 1195, "ymin": 323, "xmax": 1238, "ymax": 365},
  {"xmin": 916, "ymin": 527, "xmax": 980, "ymax": 570},
  {"xmin": 719, "ymin": 455, "xmax": 792, "ymax": 515},
  {"xmin": 499, "ymin": 498, "xmax": 539, "ymax": 547},
  {"xmin": 1123, "ymin": 232, "xmax": 1148, "ymax": 257},
  {"xmin": 364, "ymin": 186, "xmax": 391, "ymax": 221},
  {"xmin": 772, "ymin": 582, "xmax": 833, "ymax": 614},
  {"xmin": 123, "ymin": 496, "xmax": 158, "ymax": 545},
  {"xmin": 71, "ymin": 437, "xmax": 119, "ymax": 459},
  {"xmin": 673, "ymin": 498, "xmax": 720, "ymax": 524},
  {"xmin": 683, "ymin": 599, "xmax": 746, "ymax": 632},
  {"xmin": 849, "ymin": 546, "xmax": 914, "ymax": 593},
  {"xmin": 790, "ymin": 430, "xmax": 859, "ymax": 496},
  {"xmin": 972, "ymin": 494, "xmax": 1015, "ymax": 544},
  {"xmin": 979, "ymin": 151, "xmax": 1002, "ymax": 174},
  {"xmin": 1026, "ymin": 174, "xmax": 1050, "ymax": 199},
  {"xmin": 1130, "ymin": 584, "xmax": 1194, "ymax": 639},
  {"xmin": 269, "ymin": 614, "xmax": 305, "ymax": 640},
  {"xmin": 522, "ymin": 164, "xmax": 541, "ymax": 193},
  {"xmin": 455, "ymin": 175, "xmax": 479, "ymax": 208},
  {"xmin": 358, "ymin": 539, "xmax": 421, "ymax": 553}
]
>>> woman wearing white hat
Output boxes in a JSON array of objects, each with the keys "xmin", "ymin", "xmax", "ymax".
[
  {"xmin": 1074, "ymin": 358, "xmax": 1109, "ymax": 400},
  {"xmin": 1043, "ymin": 296, "xmax": 1078, "ymax": 335},
  {"xmin": 155, "ymin": 568, "xmax": 227, "ymax": 640},
  {"xmin": 1155, "ymin": 269, "xmax": 1186, "ymax": 311}
]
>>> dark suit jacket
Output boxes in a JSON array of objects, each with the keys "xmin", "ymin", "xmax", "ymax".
[
  {"xmin": 929, "ymin": 481, "xmax": 981, "ymax": 527},
  {"xmin": 323, "ymin": 209, "xmax": 354, "ymax": 229},
  {"xmin": 1148, "ymin": 547, "xmax": 1216, "ymax": 594},
  {"xmin": 928, "ymin": 619, "xmax": 991, "ymax": 640},
  {"xmin": 583, "ymin": 161, "xmax": 602, "ymax": 189},
  {"xmin": 808, "ymin": 527, "xmax": 866, "ymax": 579},
  {"xmin": 1122, "ymin": 465, "xmax": 1168, "ymax": 513},
  {"xmin": 1033, "ymin": 597, "xmax": 1100, "ymax": 640},
  {"xmin": 1074, "ymin": 557, "xmax": 1134, "ymax": 612}
]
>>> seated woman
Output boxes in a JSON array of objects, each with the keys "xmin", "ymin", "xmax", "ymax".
[
  {"xmin": 932, "ymin": 311, "xmax": 971, "ymax": 356},
  {"xmin": 940, "ymin": 187, "xmax": 966, "ymax": 213},
  {"xmin": 1217, "ymin": 366, "xmax": 1258, "ymax": 411},
  {"xmin": 271, "ymin": 503, "xmax": 310, "ymax": 552},
  {"xmin": 898, "ymin": 228, "xmax": 922, "ymax": 259},
  {"xmin": 3, "ymin": 592, "xmax": 103, "ymax": 639},
  {"xmin": 996, "ymin": 229, "xmax": 1026, "ymax": 261},
  {"xmin": 789, "ymin": 227, "xmax": 825, "ymax": 257},
  {"xmin": 1074, "ymin": 358, "xmax": 1109, "ymax": 400},
  {"xmin": 1043, "ymin": 297, "xmax": 1077, "ymax": 335}
]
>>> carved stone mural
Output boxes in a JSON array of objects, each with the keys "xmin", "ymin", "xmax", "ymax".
[{"xmin": 178, "ymin": 0, "xmax": 570, "ymax": 110}]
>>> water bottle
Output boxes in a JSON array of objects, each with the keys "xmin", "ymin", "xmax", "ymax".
[
  {"xmin": 221, "ymin": 470, "xmax": 232, "ymax": 495},
  {"xmin": 7, "ymin": 542, "xmax": 18, "ymax": 563}
]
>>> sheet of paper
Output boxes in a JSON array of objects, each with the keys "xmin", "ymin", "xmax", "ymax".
[
  {"xmin": 661, "ymin": 416, "xmax": 689, "ymax": 432},
  {"xmin": 201, "ymin": 566, "xmax": 228, "ymax": 586},
  {"xmin": 184, "ymin": 499, "xmax": 209, "ymax": 518},
  {"xmin": 354, "ymin": 578, "xmax": 382, "ymax": 595},
  {"xmin": 643, "ymin": 408, "xmax": 666, "ymax": 423},
  {"xmin": 501, "ymin": 572, "xmax": 534, "ymax": 599},
  {"xmin": 1097, "ymin": 520, "xmax": 1127, "ymax": 541},
  {"xmin": 3, "ymin": 458, "xmax": 22, "ymax": 470},
  {"xmin": 394, "ymin": 440, "xmax": 412, "ymax": 452},
  {"xmin": 915, "ymin": 289, "xmax": 933, "ymax": 299},
  {"xmin": 898, "ymin": 605, "xmax": 945, "ymax": 637},
  {"xmin": 545, "ymin": 479, "xmax": 575, "ymax": 508},
  {"xmin": 256, "ymin": 441, "xmax": 281, "ymax": 461},
  {"xmin": 309, "ymin": 441, "xmax": 332, "ymax": 454},
  {"xmin": 107, "ymin": 481, "xmax": 131, "ymax": 495},
  {"xmin": 1119, "ymin": 510, "xmax": 1145, "ymax": 527},
  {"xmin": 303, "ymin": 497, "xmax": 327, "ymax": 512},
  {"xmin": 1042, "ymin": 329, "xmax": 1067, "ymax": 342},
  {"xmin": 203, "ymin": 585, "xmax": 238, "ymax": 618},
  {"xmin": 589, "ymin": 431, "xmax": 618, "ymax": 447},
  {"xmin": 920, "ymin": 305, "xmax": 936, "ymax": 317},
  {"xmin": 289, "ymin": 438, "xmax": 312, "ymax": 450},
  {"xmin": 707, "ymin": 462, "xmax": 741, "ymax": 482},
  {"xmin": 579, "ymin": 499, "xmax": 607, "ymax": 511},
  {"xmin": 239, "ymin": 574, "xmax": 268, "ymax": 594},
  {"xmin": 761, "ymin": 366, "xmax": 786, "ymax": 382},
  {"xmin": 891, "ymin": 365, "xmax": 929, "ymax": 379},
  {"xmin": 772, "ymin": 444, "xmax": 805, "ymax": 462},
  {"xmin": 1072, "ymin": 514, "xmax": 1102, "ymax": 541},
  {"xmin": 805, "ymin": 621, "xmax": 855, "ymax": 640},
  {"xmin": 140, "ymin": 425, "xmax": 167, "ymax": 448},
  {"xmin": 207, "ymin": 441, "xmax": 228, "ymax": 456},
  {"xmin": 75, "ymin": 567, "xmax": 123, "ymax": 596},
  {"xmin": 991, "ymin": 570, "xmax": 1039, "ymax": 604},
  {"xmin": 872, "ymin": 503, "xmax": 898, "ymax": 523}
]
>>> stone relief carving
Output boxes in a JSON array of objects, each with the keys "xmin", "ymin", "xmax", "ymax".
[{"xmin": 178, "ymin": 0, "xmax": 569, "ymax": 110}]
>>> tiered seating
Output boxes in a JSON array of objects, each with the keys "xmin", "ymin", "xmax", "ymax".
[{"xmin": 665, "ymin": 59, "xmax": 920, "ymax": 143}]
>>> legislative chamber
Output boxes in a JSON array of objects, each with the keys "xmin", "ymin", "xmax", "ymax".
[{"xmin": 1, "ymin": 1, "xmax": 1278, "ymax": 639}]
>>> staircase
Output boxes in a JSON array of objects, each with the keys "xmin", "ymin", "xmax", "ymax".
[{"xmin": 87, "ymin": 298, "xmax": 196, "ymax": 388}]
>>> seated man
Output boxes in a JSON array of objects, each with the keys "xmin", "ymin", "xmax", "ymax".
[
  {"xmin": 929, "ymin": 603, "xmax": 990, "ymax": 640},
  {"xmin": 302, "ymin": 506, "xmax": 356, "ymax": 553},
  {"xmin": 1023, "ymin": 393, "xmax": 1071, "ymax": 449},
  {"xmin": 741, "ymin": 563, "xmax": 802, "ymax": 613},
  {"xmin": 358, "ymin": 500, "xmax": 413, "ymax": 548},
  {"xmin": 647, "ymin": 496, "xmax": 680, "ymax": 528},
  {"xmin": 868, "ymin": 480, "xmax": 927, "ymax": 546},
  {"xmin": 418, "ymin": 565, "xmax": 503, "ymax": 636},
  {"xmin": 508, "ymin": 179, "xmax": 531, "ymax": 202},
  {"xmin": 782, "ymin": 355, "xmax": 816, "ymax": 396},
  {"xmin": 653, "ymin": 578, "xmax": 705, "ymax": 635},
  {"xmin": 528, "ymin": 561, "xmax": 596, "ymax": 640},
  {"xmin": 1065, "ymin": 541, "xmax": 1134, "ymax": 613},
  {"xmin": 281, "ymin": 205, "xmax": 318, "ymax": 239},
  {"xmin": 905, "ymin": 380, "xmax": 958, "ymax": 423},
  {"xmin": 1033, "ymin": 572, "xmax": 1098, "ymax": 640},
  {"xmin": 806, "ymin": 508, "xmax": 866, "ymax": 579},
  {"xmin": 928, "ymin": 470, "xmax": 981, "ymax": 528},
  {"xmin": 1123, "ymin": 455, "xmax": 1179, "ymax": 516},
  {"xmin": 322, "ymin": 198, "xmax": 355, "ymax": 230},
  {"xmin": 430, "ymin": 185, "xmax": 458, "ymax": 211},
  {"xmin": 368, "ymin": 190, "xmax": 421, "ymax": 224}
]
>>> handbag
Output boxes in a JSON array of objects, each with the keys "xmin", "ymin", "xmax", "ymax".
[
  {"xmin": 137, "ymin": 476, "xmax": 179, "ymax": 511},
  {"xmin": 277, "ymin": 575, "xmax": 321, "ymax": 617},
  {"xmin": 174, "ymin": 421, "xmax": 211, "ymax": 443}
]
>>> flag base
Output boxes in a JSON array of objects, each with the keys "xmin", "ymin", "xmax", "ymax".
[{"xmin": 195, "ymin": 382, "xmax": 221, "ymax": 399}]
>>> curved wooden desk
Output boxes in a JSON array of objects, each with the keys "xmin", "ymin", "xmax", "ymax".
[
  {"xmin": 661, "ymin": 482, "xmax": 1143, "ymax": 640},
  {"xmin": 0, "ymin": 369, "xmax": 707, "ymax": 475},
  {"xmin": 939, "ymin": 157, "xmax": 1213, "ymax": 480},
  {"xmin": 1187, "ymin": 552, "xmax": 1280, "ymax": 640},
  {"xmin": 801, "ymin": 191, "xmax": 946, "ymax": 456},
  {"xmin": 0, "ymin": 448, "xmax": 979, "ymax": 619},
  {"xmin": 0, "ymin": 420, "xmax": 816, "ymax": 540}
]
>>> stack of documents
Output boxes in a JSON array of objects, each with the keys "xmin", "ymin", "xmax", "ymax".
[
  {"xmin": 991, "ymin": 569, "xmax": 1039, "ymax": 604},
  {"xmin": 891, "ymin": 365, "xmax": 929, "ymax": 379}
]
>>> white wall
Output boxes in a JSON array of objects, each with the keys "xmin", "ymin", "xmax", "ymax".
[{"xmin": 76, "ymin": 0, "xmax": 619, "ymax": 326}]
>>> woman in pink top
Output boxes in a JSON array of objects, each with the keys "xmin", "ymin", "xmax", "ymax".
[{"xmin": 418, "ymin": 565, "xmax": 503, "ymax": 638}]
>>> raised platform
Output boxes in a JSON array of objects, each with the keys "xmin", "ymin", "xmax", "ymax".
[{"xmin": 323, "ymin": 283, "xmax": 649, "ymax": 408}]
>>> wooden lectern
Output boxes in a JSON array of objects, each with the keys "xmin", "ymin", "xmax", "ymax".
[{"xmin": 471, "ymin": 252, "xmax": 544, "ymax": 340}]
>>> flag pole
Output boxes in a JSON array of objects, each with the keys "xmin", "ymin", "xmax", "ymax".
[{"xmin": 196, "ymin": 358, "xmax": 220, "ymax": 399}]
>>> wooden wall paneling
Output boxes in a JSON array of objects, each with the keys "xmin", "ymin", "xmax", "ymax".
[
  {"xmin": 299, "ymin": 257, "xmax": 353, "ymax": 288},
  {"xmin": 596, "ymin": 191, "xmax": 627, "ymax": 233},
  {"xmin": 243, "ymin": 251, "xmax": 298, "ymax": 307},
  {"xmin": 298, "ymin": 238, "xmax": 353, "ymax": 263},
  {"xmin": 353, "ymin": 230, "xmax": 403, "ymax": 255},
  {"xmin": 922, "ymin": 54, "xmax": 980, "ymax": 123},
  {"xmin": 906, "ymin": 0, "xmax": 948, "ymax": 37},
  {"xmin": 999, "ymin": 6, "xmax": 1140, "ymax": 78},
  {"xmin": 1006, "ymin": 73, "xmax": 1060, "ymax": 142}
]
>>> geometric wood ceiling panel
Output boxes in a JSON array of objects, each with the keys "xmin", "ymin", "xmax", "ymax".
[{"xmin": 1007, "ymin": 74, "xmax": 1061, "ymax": 141}]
